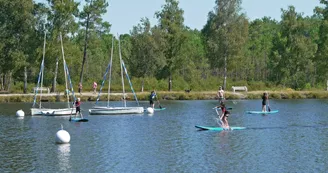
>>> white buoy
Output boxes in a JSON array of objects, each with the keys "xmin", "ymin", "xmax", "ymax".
[
  {"xmin": 16, "ymin": 109, "xmax": 25, "ymax": 117},
  {"xmin": 146, "ymin": 107, "xmax": 154, "ymax": 114},
  {"xmin": 56, "ymin": 125, "xmax": 70, "ymax": 144}
]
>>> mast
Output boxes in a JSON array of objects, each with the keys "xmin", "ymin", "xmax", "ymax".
[
  {"xmin": 118, "ymin": 35, "xmax": 126, "ymax": 107},
  {"xmin": 39, "ymin": 30, "xmax": 47, "ymax": 108},
  {"xmin": 107, "ymin": 36, "xmax": 114, "ymax": 107},
  {"xmin": 60, "ymin": 32, "xmax": 70, "ymax": 108}
]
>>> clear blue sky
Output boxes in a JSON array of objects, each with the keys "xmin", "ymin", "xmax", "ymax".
[{"xmin": 35, "ymin": 0, "xmax": 321, "ymax": 34}]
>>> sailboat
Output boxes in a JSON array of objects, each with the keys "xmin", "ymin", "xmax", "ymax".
[
  {"xmin": 89, "ymin": 36, "xmax": 144, "ymax": 115},
  {"xmin": 31, "ymin": 32, "xmax": 76, "ymax": 116}
]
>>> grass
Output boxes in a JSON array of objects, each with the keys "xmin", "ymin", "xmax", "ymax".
[{"xmin": 1, "ymin": 90, "xmax": 328, "ymax": 103}]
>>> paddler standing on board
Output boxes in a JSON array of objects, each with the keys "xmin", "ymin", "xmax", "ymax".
[
  {"xmin": 217, "ymin": 86, "xmax": 225, "ymax": 104},
  {"xmin": 262, "ymin": 92, "xmax": 268, "ymax": 112},
  {"xmin": 75, "ymin": 98, "xmax": 81, "ymax": 117},
  {"xmin": 70, "ymin": 97, "xmax": 82, "ymax": 121},
  {"xmin": 149, "ymin": 91, "xmax": 157, "ymax": 109}
]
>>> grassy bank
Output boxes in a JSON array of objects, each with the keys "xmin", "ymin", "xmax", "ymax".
[{"xmin": 1, "ymin": 90, "xmax": 328, "ymax": 103}]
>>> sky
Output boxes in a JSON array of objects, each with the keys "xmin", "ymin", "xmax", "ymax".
[{"xmin": 35, "ymin": 0, "xmax": 322, "ymax": 34}]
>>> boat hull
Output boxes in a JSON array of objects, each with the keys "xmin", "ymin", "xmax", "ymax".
[
  {"xmin": 31, "ymin": 108, "xmax": 76, "ymax": 116},
  {"xmin": 89, "ymin": 107, "xmax": 144, "ymax": 115}
]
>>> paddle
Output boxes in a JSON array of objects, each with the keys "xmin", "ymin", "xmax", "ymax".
[
  {"xmin": 157, "ymin": 99, "xmax": 162, "ymax": 109},
  {"xmin": 213, "ymin": 107, "xmax": 232, "ymax": 110},
  {"xmin": 267, "ymin": 96, "xmax": 271, "ymax": 112},
  {"xmin": 214, "ymin": 108, "xmax": 223, "ymax": 127},
  {"xmin": 155, "ymin": 93, "xmax": 162, "ymax": 109}
]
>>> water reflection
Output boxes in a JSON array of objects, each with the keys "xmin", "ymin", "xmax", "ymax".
[{"xmin": 57, "ymin": 144, "xmax": 71, "ymax": 172}]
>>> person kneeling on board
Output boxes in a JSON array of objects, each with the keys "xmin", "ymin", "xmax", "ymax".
[{"xmin": 217, "ymin": 103, "xmax": 230, "ymax": 129}]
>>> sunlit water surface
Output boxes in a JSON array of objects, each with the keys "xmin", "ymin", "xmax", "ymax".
[{"xmin": 0, "ymin": 99, "xmax": 328, "ymax": 173}]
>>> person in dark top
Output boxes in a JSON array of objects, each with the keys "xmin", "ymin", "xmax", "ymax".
[
  {"xmin": 149, "ymin": 91, "xmax": 156, "ymax": 108},
  {"xmin": 262, "ymin": 92, "xmax": 268, "ymax": 112}
]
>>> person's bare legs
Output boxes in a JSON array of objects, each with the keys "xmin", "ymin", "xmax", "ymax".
[{"xmin": 262, "ymin": 105, "xmax": 266, "ymax": 112}]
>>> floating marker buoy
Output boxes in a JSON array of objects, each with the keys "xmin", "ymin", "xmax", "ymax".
[
  {"xmin": 16, "ymin": 109, "xmax": 25, "ymax": 117},
  {"xmin": 56, "ymin": 125, "xmax": 70, "ymax": 144},
  {"xmin": 146, "ymin": 107, "xmax": 154, "ymax": 114}
]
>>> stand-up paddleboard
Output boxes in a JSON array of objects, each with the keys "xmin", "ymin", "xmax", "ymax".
[
  {"xmin": 195, "ymin": 125, "xmax": 246, "ymax": 131},
  {"xmin": 69, "ymin": 117, "xmax": 88, "ymax": 122},
  {"xmin": 246, "ymin": 110, "xmax": 279, "ymax": 114},
  {"xmin": 154, "ymin": 107, "xmax": 166, "ymax": 111}
]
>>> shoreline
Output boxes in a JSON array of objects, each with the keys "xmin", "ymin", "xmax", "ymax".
[{"xmin": 0, "ymin": 90, "xmax": 328, "ymax": 103}]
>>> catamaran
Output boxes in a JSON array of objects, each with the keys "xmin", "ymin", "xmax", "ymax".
[
  {"xmin": 89, "ymin": 36, "xmax": 144, "ymax": 115},
  {"xmin": 31, "ymin": 32, "xmax": 76, "ymax": 116}
]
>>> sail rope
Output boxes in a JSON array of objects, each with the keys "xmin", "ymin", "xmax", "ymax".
[
  {"xmin": 121, "ymin": 60, "xmax": 140, "ymax": 106},
  {"xmin": 64, "ymin": 61, "xmax": 77, "ymax": 105},
  {"xmin": 95, "ymin": 63, "xmax": 111, "ymax": 105},
  {"xmin": 32, "ymin": 59, "xmax": 44, "ymax": 108}
]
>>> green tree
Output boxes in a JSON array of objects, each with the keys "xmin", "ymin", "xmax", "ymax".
[
  {"xmin": 79, "ymin": 0, "xmax": 109, "ymax": 86},
  {"xmin": 202, "ymin": 0, "xmax": 248, "ymax": 89},
  {"xmin": 45, "ymin": 0, "xmax": 80, "ymax": 91},
  {"xmin": 129, "ymin": 18, "xmax": 165, "ymax": 91},
  {"xmin": 270, "ymin": 6, "xmax": 317, "ymax": 89},
  {"xmin": 246, "ymin": 17, "xmax": 278, "ymax": 81},
  {"xmin": 178, "ymin": 29, "xmax": 208, "ymax": 89},
  {"xmin": 315, "ymin": 0, "xmax": 328, "ymax": 84},
  {"xmin": 155, "ymin": 0, "xmax": 186, "ymax": 91},
  {"xmin": 0, "ymin": 0, "xmax": 34, "ymax": 91}
]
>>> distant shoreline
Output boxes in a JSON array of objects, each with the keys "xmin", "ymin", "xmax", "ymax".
[{"xmin": 0, "ymin": 90, "xmax": 327, "ymax": 103}]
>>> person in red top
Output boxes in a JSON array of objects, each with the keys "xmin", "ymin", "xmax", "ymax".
[
  {"xmin": 75, "ymin": 98, "xmax": 81, "ymax": 116},
  {"xmin": 93, "ymin": 81, "xmax": 97, "ymax": 94},
  {"xmin": 216, "ymin": 102, "xmax": 230, "ymax": 129}
]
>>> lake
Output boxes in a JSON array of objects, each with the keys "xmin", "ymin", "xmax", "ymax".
[{"xmin": 0, "ymin": 99, "xmax": 328, "ymax": 173}]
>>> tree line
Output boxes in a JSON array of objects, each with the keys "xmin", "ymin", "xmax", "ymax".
[{"xmin": 1, "ymin": 0, "xmax": 328, "ymax": 93}]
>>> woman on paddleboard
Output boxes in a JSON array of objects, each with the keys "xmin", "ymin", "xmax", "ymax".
[
  {"xmin": 221, "ymin": 110, "xmax": 230, "ymax": 129},
  {"xmin": 262, "ymin": 92, "xmax": 268, "ymax": 112},
  {"xmin": 217, "ymin": 102, "xmax": 230, "ymax": 129}
]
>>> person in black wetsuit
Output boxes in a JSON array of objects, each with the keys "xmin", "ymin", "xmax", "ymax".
[
  {"xmin": 262, "ymin": 93, "xmax": 268, "ymax": 112},
  {"xmin": 149, "ymin": 91, "xmax": 156, "ymax": 108}
]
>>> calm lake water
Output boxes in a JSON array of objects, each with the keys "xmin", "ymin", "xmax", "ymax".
[{"xmin": 0, "ymin": 99, "xmax": 328, "ymax": 173}]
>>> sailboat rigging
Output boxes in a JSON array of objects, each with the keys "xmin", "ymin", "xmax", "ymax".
[
  {"xmin": 89, "ymin": 36, "xmax": 144, "ymax": 115},
  {"xmin": 31, "ymin": 32, "xmax": 76, "ymax": 116}
]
